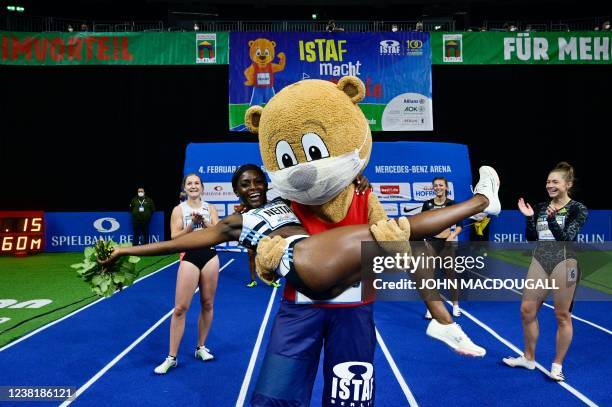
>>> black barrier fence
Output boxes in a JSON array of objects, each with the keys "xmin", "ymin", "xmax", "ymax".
[
  {"xmin": 360, "ymin": 241, "xmax": 612, "ymax": 302},
  {"xmin": 2, "ymin": 14, "xmax": 610, "ymax": 33}
]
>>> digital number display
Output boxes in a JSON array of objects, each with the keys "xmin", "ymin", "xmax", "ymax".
[{"xmin": 0, "ymin": 211, "xmax": 45, "ymax": 255}]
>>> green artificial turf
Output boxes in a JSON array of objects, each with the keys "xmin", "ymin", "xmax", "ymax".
[
  {"xmin": 0, "ymin": 252, "xmax": 178, "ymax": 348},
  {"xmin": 487, "ymin": 249, "xmax": 612, "ymax": 294}
]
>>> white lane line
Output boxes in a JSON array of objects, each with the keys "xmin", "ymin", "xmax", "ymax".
[
  {"xmin": 453, "ymin": 301, "xmax": 598, "ymax": 407},
  {"xmin": 376, "ymin": 328, "xmax": 419, "ymax": 407},
  {"xmin": 59, "ymin": 259, "xmax": 234, "ymax": 406},
  {"xmin": 566, "ymin": 313, "xmax": 612, "ymax": 335},
  {"xmin": 0, "ymin": 259, "xmax": 180, "ymax": 353},
  {"xmin": 235, "ymin": 285, "xmax": 278, "ymax": 407},
  {"xmin": 468, "ymin": 269, "xmax": 612, "ymax": 336},
  {"xmin": 59, "ymin": 308, "xmax": 174, "ymax": 407}
]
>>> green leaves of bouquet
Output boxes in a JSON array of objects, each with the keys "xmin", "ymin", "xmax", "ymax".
[{"xmin": 71, "ymin": 239, "xmax": 140, "ymax": 297}]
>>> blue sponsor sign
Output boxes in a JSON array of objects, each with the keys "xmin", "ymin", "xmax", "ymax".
[
  {"xmin": 229, "ymin": 32, "xmax": 433, "ymax": 131},
  {"xmin": 184, "ymin": 141, "xmax": 472, "ymax": 245},
  {"xmin": 362, "ymin": 141, "xmax": 472, "ymax": 240},
  {"xmin": 44, "ymin": 212, "xmax": 164, "ymax": 252},
  {"xmin": 489, "ymin": 210, "xmax": 611, "ymax": 243}
]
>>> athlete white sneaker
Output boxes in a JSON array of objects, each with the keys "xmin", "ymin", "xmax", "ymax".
[
  {"xmin": 426, "ymin": 319, "xmax": 486, "ymax": 357},
  {"xmin": 550, "ymin": 363, "xmax": 565, "ymax": 381},
  {"xmin": 424, "ymin": 309, "xmax": 433, "ymax": 320},
  {"xmin": 472, "ymin": 166, "xmax": 501, "ymax": 216},
  {"xmin": 502, "ymin": 355, "xmax": 536, "ymax": 370},
  {"xmin": 154, "ymin": 356, "xmax": 177, "ymax": 374},
  {"xmin": 453, "ymin": 304, "xmax": 462, "ymax": 317},
  {"xmin": 195, "ymin": 346, "xmax": 214, "ymax": 361}
]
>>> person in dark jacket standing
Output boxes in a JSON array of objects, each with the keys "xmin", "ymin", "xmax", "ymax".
[{"xmin": 130, "ymin": 186, "xmax": 155, "ymax": 245}]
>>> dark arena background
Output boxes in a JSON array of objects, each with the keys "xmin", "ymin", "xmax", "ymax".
[
  {"xmin": 3, "ymin": 64, "xmax": 612, "ymax": 213},
  {"xmin": 0, "ymin": 0, "xmax": 611, "ymax": 406}
]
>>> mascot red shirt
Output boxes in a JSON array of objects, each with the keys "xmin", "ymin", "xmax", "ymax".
[{"xmin": 283, "ymin": 189, "xmax": 373, "ymax": 305}]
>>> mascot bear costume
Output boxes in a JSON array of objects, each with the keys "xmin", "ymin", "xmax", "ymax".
[{"xmin": 245, "ymin": 76, "xmax": 408, "ymax": 407}]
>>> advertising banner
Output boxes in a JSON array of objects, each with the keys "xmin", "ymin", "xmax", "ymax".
[
  {"xmin": 184, "ymin": 141, "xmax": 471, "ymax": 246},
  {"xmin": 489, "ymin": 210, "xmax": 611, "ymax": 243},
  {"xmin": 0, "ymin": 31, "xmax": 228, "ymax": 66},
  {"xmin": 44, "ymin": 211, "xmax": 164, "ymax": 252},
  {"xmin": 229, "ymin": 32, "xmax": 433, "ymax": 131},
  {"xmin": 431, "ymin": 32, "xmax": 612, "ymax": 65}
]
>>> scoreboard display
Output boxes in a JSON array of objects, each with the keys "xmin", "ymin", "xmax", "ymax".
[{"xmin": 0, "ymin": 211, "xmax": 44, "ymax": 255}]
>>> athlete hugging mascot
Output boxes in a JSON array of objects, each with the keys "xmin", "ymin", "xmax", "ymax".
[{"xmin": 245, "ymin": 76, "xmax": 409, "ymax": 407}]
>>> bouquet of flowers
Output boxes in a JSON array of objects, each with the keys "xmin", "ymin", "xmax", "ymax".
[{"xmin": 71, "ymin": 239, "xmax": 140, "ymax": 297}]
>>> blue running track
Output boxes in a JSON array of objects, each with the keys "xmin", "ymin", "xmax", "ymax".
[{"xmin": 1, "ymin": 252, "xmax": 610, "ymax": 406}]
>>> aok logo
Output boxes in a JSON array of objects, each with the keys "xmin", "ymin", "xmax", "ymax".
[
  {"xmin": 404, "ymin": 105, "xmax": 424, "ymax": 112},
  {"xmin": 93, "ymin": 217, "xmax": 120, "ymax": 233},
  {"xmin": 330, "ymin": 361, "xmax": 374, "ymax": 405}
]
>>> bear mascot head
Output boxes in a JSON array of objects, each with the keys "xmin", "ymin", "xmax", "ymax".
[{"xmin": 245, "ymin": 76, "xmax": 380, "ymax": 223}]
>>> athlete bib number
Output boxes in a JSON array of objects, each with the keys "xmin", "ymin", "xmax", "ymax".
[
  {"xmin": 296, "ymin": 283, "xmax": 363, "ymax": 304},
  {"xmin": 252, "ymin": 203, "xmax": 300, "ymax": 230},
  {"xmin": 537, "ymin": 215, "xmax": 565, "ymax": 241}
]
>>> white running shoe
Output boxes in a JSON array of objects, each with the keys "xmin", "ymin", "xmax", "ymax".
[
  {"xmin": 424, "ymin": 309, "xmax": 432, "ymax": 320},
  {"xmin": 154, "ymin": 356, "xmax": 177, "ymax": 374},
  {"xmin": 550, "ymin": 363, "xmax": 565, "ymax": 381},
  {"xmin": 472, "ymin": 166, "xmax": 501, "ymax": 216},
  {"xmin": 426, "ymin": 319, "xmax": 486, "ymax": 357},
  {"xmin": 195, "ymin": 346, "xmax": 214, "ymax": 361},
  {"xmin": 453, "ymin": 305, "xmax": 462, "ymax": 317},
  {"xmin": 502, "ymin": 355, "xmax": 536, "ymax": 370}
]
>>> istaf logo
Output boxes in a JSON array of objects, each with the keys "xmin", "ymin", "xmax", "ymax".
[
  {"xmin": 379, "ymin": 40, "xmax": 401, "ymax": 55},
  {"xmin": 329, "ymin": 361, "xmax": 374, "ymax": 406}
]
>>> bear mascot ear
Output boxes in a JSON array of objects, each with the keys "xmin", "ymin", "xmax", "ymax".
[
  {"xmin": 245, "ymin": 105, "xmax": 264, "ymax": 134},
  {"xmin": 337, "ymin": 76, "xmax": 366, "ymax": 104}
]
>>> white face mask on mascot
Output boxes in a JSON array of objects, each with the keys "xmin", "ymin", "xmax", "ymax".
[{"xmin": 267, "ymin": 127, "xmax": 368, "ymax": 205}]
